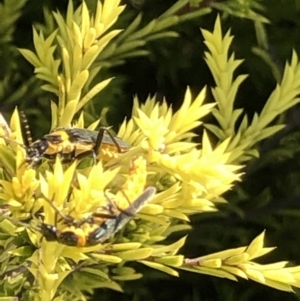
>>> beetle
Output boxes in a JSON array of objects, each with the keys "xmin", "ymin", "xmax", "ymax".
[
  {"xmin": 2, "ymin": 187, "xmax": 156, "ymax": 247},
  {"xmin": 36, "ymin": 186, "xmax": 156, "ymax": 247},
  {"xmin": 17, "ymin": 111, "xmax": 130, "ymax": 166},
  {"xmin": 25, "ymin": 127, "xmax": 130, "ymax": 166}
]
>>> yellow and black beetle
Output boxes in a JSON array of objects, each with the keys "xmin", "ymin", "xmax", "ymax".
[
  {"xmin": 25, "ymin": 127, "xmax": 130, "ymax": 166},
  {"xmin": 40, "ymin": 186, "xmax": 156, "ymax": 247},
  {"xmin": 18, "ymin": 112, "xmax": 130, "ymax": 166},
  {"xmin": 6, "ymin": 187, "xmax": 156, "ymax": 247}
]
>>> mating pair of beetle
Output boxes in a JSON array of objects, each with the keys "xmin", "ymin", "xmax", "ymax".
[
  {"xmin": 2, "ymin": 112, "xmax": 156, "ymax": 247},
  {"xmin": 37, "ymin": 186, "xmax": 156, "ymax": 247}
]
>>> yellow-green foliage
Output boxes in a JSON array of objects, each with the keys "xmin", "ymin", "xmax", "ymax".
[{"xmin": 1, "ymin": 2, "xmax": 300, "ymax": 301}]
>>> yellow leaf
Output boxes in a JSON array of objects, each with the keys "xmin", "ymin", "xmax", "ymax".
[
  {"xmin": 224, "ymin": 252, "xmax": 249, "ymax": 265},
  {"xmin": 140, "ymin": 260, "xmax": 179, "ymax": 277},
  {"xmin": 116, "ymin": 248, "xmax": 153, "ymax": 260},
  {"xmin": 246, "ymin": 230, "xmax": 266, "ymax": 260}
]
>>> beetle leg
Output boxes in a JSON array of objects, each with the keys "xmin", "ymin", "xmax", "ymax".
[{"xmin": 95, "ymin": 127, "xmax": 122, "ymax": 156}]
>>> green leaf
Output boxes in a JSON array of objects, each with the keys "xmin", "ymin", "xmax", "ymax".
[{"xmin": 112, "ymin": 273, "xmax": 143, "ymax": 281}]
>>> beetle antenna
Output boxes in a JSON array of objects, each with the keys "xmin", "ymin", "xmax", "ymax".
[
  {"xmin": 20, "ymin": 111, "xmax": 33, "ymax": 147},
  {"xmin": 41, "ymin": 194, "xmax": 74, "ymax": 225}
]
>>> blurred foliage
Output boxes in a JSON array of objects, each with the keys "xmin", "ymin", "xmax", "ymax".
[{"xmin": 1, "ymin": 0, "xmax": 300, "ymax": 301}]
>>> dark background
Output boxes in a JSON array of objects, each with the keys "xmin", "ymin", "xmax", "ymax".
[{"xmin": 2, "ymin": 0, "xmax": 300, "ymax": 300}]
